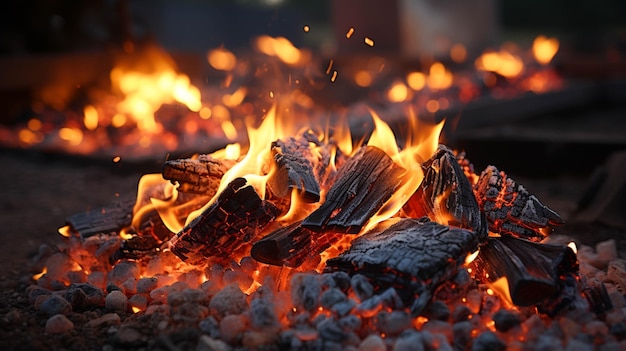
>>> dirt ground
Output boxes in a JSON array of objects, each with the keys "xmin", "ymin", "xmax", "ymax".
[{"xmin": 0, "ymin": 146, "xmax": 624, "ymax": 350}]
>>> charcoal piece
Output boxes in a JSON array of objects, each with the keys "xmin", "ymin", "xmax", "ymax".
[
  {"xmin": 168, "ymin": 177, "xmax": 281, "ymax": 264},
  {"xmin": 325, "ymin": 218, "xmax": 481, "ymax": 316},
  {"xmin": 250, "ymin": 221, "xmax": 344, "ymax": 268},
  {"xmin": 162, "ymin": 154, "xmax": 237, "ymax": 195},
  {"xmin": 302, "ymin": 145, "xmax": 405, "ymax": 233},
  {"xmin": 468, "ymin": 235, "xmax": 578, "ymax": 306},
  {"xmin": 110, "ymin": 235, "xmax": 160, "ymax": 262},
  {"xmin": 582, "ymin": 278, "xmax": 613, "ymax": 315},
  {"xmin": 66, "ymin": 199, "xmax": 135, "ymax": 239},
  {"xmin": 403, "ymin": 145, "xmax": 487, "ymax": 240},
  {"xmin": 290, "ymin": 273, "xmax": 321, "ymax": 312},
  {"xmin": 268, "ymin": 136, "xmax": 322, "ymax": 202},
  {"xmin": 474, "ymin": 165, "xmax": 564, "ymax": 240}
]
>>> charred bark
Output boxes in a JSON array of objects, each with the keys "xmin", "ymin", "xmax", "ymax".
[
  {"xmin": 251, "ymin": 221, "xmax": 344, "ymax": 267},
  {"xmin": 301, "ymin": 146, "xmax": 405, "ymax": 233},
  {"xmin": 325, "ymin": 218, "xmax": 482, "ymax": 316},
  {"xmin": 168, "ymin": 177, "xmax": 281, "ymax": 264},
  {"xmin": 66, "ymin": 199, "xmax": 135, "ymax": 239},
  {"xmin": 267, "ymin": 136, "xmax": 322, "ymax": 203},
  {"xmin": 469, "ymin": 235, "xmax": 578, "ymax": 306},
  {"xmin": 474, "ymin": 165, "xmax": 564, "ymax": 240},
  {"xmin": 403, "ymin": 145, "xmax": 487, "ymax": 240},
  {"xmin": 162, "ymin": 154, "xmax": 237, "ymax": 196}
]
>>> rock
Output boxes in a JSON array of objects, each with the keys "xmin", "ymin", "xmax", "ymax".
[
  {"xmin": 85, "ymin": 313, "xmax": 121, "ymax": 328},
  {"xmin": 115, "ymin": 325, "xmax": 145, "ymax": 346},
  {"xmin": 199, "ymin": 316, "xmax": 221, "ymax": 338},
  {"xmin": 394, "ymin": 331, "xmax": 425, "ymax": 351},
  {"xmin": 610, "ymin": 322, "xmax": 626, "ymax": 340},
  {"xmin": 128, "ymin": 294, "xmax": 148, "ymax": 312},
  {"xmin": 105, "ymin": 290, "xmax": 128, "ymax": 312},
  {"xmin": 39, "ymin": 294, "xmax": 72, "ymax": 317},
  {"xmin": 220, "ymin": 314, "xmax": 248, "ymax": 344},
  {"xmin": 209, "ymin": 284, "xmax": 248, "ymax": 319},
  {"xmin": 534, "ymin": 334, "xmax": 564, "ymax": 351},
  {"xmin": 351, "ymin": 274, "xmax": 374, "ymax": 301},
  {"xmin": 422, "ymin": 319, "xmax": 453, "ymax": 343},
  {"xmin": 317, "ymin": 316, "xmax": 347, "ymax": 342},
  {"xmin": 358, "ymin": 334, "xmax": 386, "ymax": 351},
  {"xmin": 136, "ymin": 277, "xmax": 158, "ymax": 294},
  {"xmin": 66, "ymin": 283, "xmax": 105, "ymax": 309},
  {"xmin": 423, "ymin": 300, "xmax": 451, "ymax": 321},
  {"xmin": 320, "ymin": 288, "xmax": 347, "ymax": 309},
  {"xmin": 331, "ymin": 271, "xmax": 352, "ymax": 292},
  {"xmin": 108, "ymin": 260, "xmax": 139, "ymax": 286},
  {"xmin": 376, "ymin": 310, "xmax": 412, "ymax": 336},
  {"xmin": 339, "ymin": 315, "xmax": 362, "ymax": 332},
  {"xmin": 45, "ymin": 314, "xmax": 74, "ymax": 334},
  {"xmin": 452, "ymin": 304, "xmax": 472, "ymax": 322},
  {"xmin": 290, "ymin": 273, "xmax": 321, "ymax": 312},
  {"xmin": 472, "ymin": 331, "xmax": 505, "ymax": 351},
  {"xmin": 607, "ymin": 259, "xmax": 626, "ymax": 292},
  {"xmin": 492, "ymin": 309, "xmax": 522, "ymax": 332},
  {"xmin": 452, "ymin": 321, "xmax": 473, "ymax": 351}
]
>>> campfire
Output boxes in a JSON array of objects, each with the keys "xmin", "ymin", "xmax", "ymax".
[{"xmin": 27, "ymin": 93, "xmax": 626, "ymax": 349}]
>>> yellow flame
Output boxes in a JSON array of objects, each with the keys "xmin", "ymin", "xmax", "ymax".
[
  {"xmin": 387, "ymin": 81, "xmax": 411, "ymax": 102},
  {"xmin": 131, "ymin": 306, "xmax": 141, "ymax": 313},
  {"xmin": 568, "ymin": 241, "xmax": 578, "ymax": 255},
  {"xmin": 490, "ymin": 277, "xmax": 515, "ymax": 308},
  {"xmin": 465, "ymin": 250, "xmax": 480, "ymax": 265},
  {"xmin": 426, "ymin": 62, "xmax": 453, "ymax": 90},
  {"xmin": 207, "ymin": 48, "xmax": 237, "ymax": 71},
  {"xmin": 475, "ymin": 50, "xmax": 524, "ymax": 78},
  {"xmin": 255, "ymin": 35, "xmax": 304, "ymax": 66},
  {"xmin": 533, "ymin": 35, "xmax": 559, "ymax": 65},
  {"xmin": 58, "ymin": 225, "xmax": 72, "ymax": 238},
  {"xmin": 33, "ymin": 267, "xmax": 47, "ymax": 280},
  {"xmin": 59, "ymin": 127, "xmax": 83, "ymax": 146},
  {"xmin": 407, "ymin": 72, "xmax": 426, "ymax": 91}
]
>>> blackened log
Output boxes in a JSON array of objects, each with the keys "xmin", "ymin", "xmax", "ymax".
[
  {"xmin": 251, "ymin": 221, "xmax": 344, "ymax": 267},
  {"xmin": 474, "ymin": 165, "xmax": 564, "ymax": 240},
  {"xmin": 469, "ymin": 235, "xmax": 578, "ymax": 306},
  {"xmin": 403, "ymin": 145, "xmax": 487, "ymax": 240},
  {"xmin": 268, "ymin": 136, "xmax": 322, "ymax": 203},
  {"xmin": 66, "ymin": 199, "xmax": 135, "ymax": 239},
  {"xmin": 162, "ymin": 154, "xmax": 236, "ymax": 195},
  {"xmin": 301, "ymin": 146, "xmax": 405, "ymax": 233},
  {"xmin": 325, "ymin": 218, "xmax": 481, "ymax": 316},
  {"xmin": 168, "ymin": 177, "xmax": 281, "ymax": 264}
]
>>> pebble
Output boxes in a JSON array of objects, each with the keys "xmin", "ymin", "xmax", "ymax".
[
  {"xmin": 607, "ymin": 260, "xmax": 626, "ymax": 292},
  {"xmin": 108, "ymin": 260, "xmax": 140, "ymax": 286},
  {"xmin": 330, "ymin": 271, "xmax": 352, "ymax": 292},
  {"xmin": 452, "ymin": 304, "xmax": 472, "ymax": 322},
  {"xmin": 422, "ymin": 319, "xmax": 453, "ymax": 343},
  {"xmin": 376, "ymin": 310, "xmax": 412, "ymax": 336},
  {"xmin": 358, "ymin": 334, "xmax": 386, "ymax": 351},
  {"xmin": 596, "ymin": 240, "xmax": 618, "ymax": 267},
  {"xmin": 249, "ymin": 296, "xmax": 279, "ymax": 331},
  {"xmin": 115, "ymin": 325, "xmax": 145, "ymax": 346},
  {"xmin": 466, "ymin": 289, "xmax": 482, "ymax": 314},
  {"xmin": 452, "ymin": 321, "xmax": 473, "ymax": 350},
  {"xmin": 351, "ymin": 274, "xmax": 374, "ymax": 301},
  {"xmin": 339, "ymin": 315, "xmax": 362, "ymax": 332},
  {"xmin": 565, "ymin": 337, "xmax": 594, "ymax": 351},
  {"xmin": 85, "ymin": 313, "xmax": 121, "ymax": 328},
  {"xmin": 105, "ymin": 290, "xmax": 128, "ymax": 312},
  {"xmin": 320, "ymin": 287, "xmax": 347, "ymax": 309},
  {"xmin": 136, "ymin": 277, "xmax": 158, "ymax": 294},
  {"xmin": 219, "ymin": 314, "xmax": 248, "ymax": 344},
  {"xmin": 535, "ymin": 334, "xmax": 564, "ymax": 351},
  {"xmin": 87, "ymin": 271, "xmax": 106, "ymax": 289},
  {"xmin": 196, "ymin": 335, "xmax": 232, "ymax": 351},
  {"xmin": 472, "ymin": 331, "xmax": 505, "ymax": 351},
  {"xmin": 66, "ymin": 283, "xmax": 105, "ymax": 309},
  {"xmin": 27, "ymin": 285, "xmax": 50, "ymax": 304},
  {"xmin": 585, "ymin": 320, "xmax": 609, "ymax": 337},
  {"xmin": 393, "ymin": 331, "xmax": 425, "ymax": 351},
  {"xmin": 331, "ymin": 299, "xmax": 357, "ymax": 317},
  {"xmin": 492, "ymin": 309, "xmax": 521, "ymax": 332},
  {"xmin": 39, "ymin": 294, "xmax": 72, "ymax": 317},
  {"xmin": 317, "ymin": 316, "xmax": 347, "ymax": 342},
  {"xmin": 290, "ymin": 273, "xmax": 321, "ymax": 312},
  {"xmin": 209, "ymin": 283, "xmax": 248, "ymax": 319},
  {"xmin": 45, "ymin": 314, "xmax": 74, "ymax": 334},
  {"xmin": 423, "ymin": 300, "xmax": 451, "ymax": 321},
  {"xmin": 128, "ymin": 294, "xmax": 148, "ymax": 312}
]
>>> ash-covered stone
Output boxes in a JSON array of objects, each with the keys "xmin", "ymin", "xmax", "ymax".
[
  {"xmin": 492, "ymin": 309, "xmax": 522, "ymax": 332},
  {"xmin": 39, "ymin": 294, "xmax": 72, "ymax": 317},
  {"xmin": 338, "ymin": 315, "xmax": 361, "ymax": 332},
  {"xmin": 452, "ymin": 304, "xmax": 472, "ymax": 322},
  {"xmin": 199, "ymin": 316, "xmax": 220, "ymax": 338},
  {"xmin": 330, "ymin": 271, "xmax": 351, "ymax": 293},
  {"xmin": 290, "ymin": 273, "xmax": 321, "ymax": 312},
  {"xmin": 317, "ymin": 316, "xmax": 347, "ymax": 342},
  {"xmin": 66, "ymin": 283, "xmax": 105, "ymax": 309},
  {"xmin": 375, "ymin": 310, "xmax": 412, "ymax": 336},
  {"xmin": 85, "ymin": 313, "xmax": 121, "ymax": 328},
  {"xmin": 330, "ymin": 299, "xmax": 356, "ymax": 317},
  {"xmin": 422, "ymin": 300, "xmax": 451, "ymax": 321},
  {"xmin": 472, "ymin": 330, "xmax": 505, "ymax": 351},
  {"xmin": 393, "ymin": 330, "xmax": 425, "ymax": 351},
  {"xmin": 422, "ymin": 331, "xmax": 453, "ymax": 351},
  {"xmin": 107, "ymin": 260, "xmax": 139, "ymax": 286},
  {"xmin": 114, "ymin": 325, "xmax": 146, "ymax": 347},
  {"xmin": 27, "ymin": 285, "xmax": 50, "ymax": 304},
  {"xmin": 357, "ymin": 287, "xmax": 403, "ymax": 315},
  {"xmin": 350, "ymin": 274, "xmax": 374, "ymax": 301},
  {"xmin": 196, "ymin": 335, "xmax": 232, "ymax": 351},
  {"xmin": 422, "ymin": 319, "xmax": 453, "ymax": 343},
  {"xmin": 105, "ymin": 290, "xmax": 128, "ymax": 312},
  {"xmin": 452, "ymin": 321, "xmax": 473, "ymax": 350},
  {"xmin": 209, "ymin": 283, "xmax": 248, "ymax": 319},
  {"xmin": 610, "ymin": 322, "xmax": 626, "ymax": 340},
  {"xmin": 534, "ymin": 334, "xmax": 563, "ymax": 351},
  {"xmin": 359, "ymin": 334, "xmax": 386, "ymax": 351},
  {"xmin": 249, "ymin": 296, "xmax": 280, "ymax": 331},
  {"xmin": 45, "ymin": 314, "xmax": 74, "ymax": 334},
  {"xmin": 136, "ymin": 277, "xmax": 158, "ymax": 294},
  {"xmin": 219, "ymin": 314, "xmax": 248, "ymax": 344},
  {"xmin": 128, "ymin": 294, "xmax": 147, "ymax": 311},
  {"xmin": 320, "ymin": 287, "xmax": 347, "ymax": 309}
]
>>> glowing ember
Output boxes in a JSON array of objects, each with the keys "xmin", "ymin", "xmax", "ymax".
[
  {"xmin": 364, "ymin": 37, "xmax": 375, "ymax": 47},
  {"xmin": 532, "ymin": 35, "xmax": 560, "ymax": 65},
  {"xmin": 475, "ymin": 49, "xmax": 524, "ymax": 79}
]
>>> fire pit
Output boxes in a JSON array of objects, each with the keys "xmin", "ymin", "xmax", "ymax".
[{"xmin": 2, "ymin": 3, "xmax": 626, "ymax": 351}]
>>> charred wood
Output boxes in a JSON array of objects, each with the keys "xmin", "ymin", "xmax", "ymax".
[
  {"xmin": 251, "ymin": 221, "xmax": 344, "ymax": 267},
  {"xmin": 469, "ymin": 235, "xmax": 578, "ymax": 306},
  {"xmin": 162, "ymin": 154, "xmax": 237, "ymax": 196},
  {"xmin": 474, "ymin": 165, "xmax": 564, "ymax": 240},
  {"xmin": 268, "ymin": 133, "xmax": 331, "ymax": 203},
  {"xmin": 168, "ymin": 177, "xmax": 281, "ymax": 264},
  {"xmin": 325, "ymin": 218, "xmax": 481, "ymax": 316},
  {"xmin": 302, "ymin": 146, "xmax": 405, "ymax": 233},
  {"xmin": 403, "ymin": 145, "xmax": 487, "ymax": 240},
  {"xmin": 66, "ymin": 199, "xmax": 135, "ymax": 239}
]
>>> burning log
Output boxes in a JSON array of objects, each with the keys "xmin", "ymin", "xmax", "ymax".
[
  {"xmin": 267, "ymin": 135, "xmax": 326, "ymax": 203},
  {"xmin": 325, "ymin": 218, "xmax": 482, "ymax": 316},
  {"xmin": 403, "ymin": 145, "xmax": 487, "ymax": 239},
  {"xmin": 250, "ymin": 221, "xmax": 344, "ymax": 267},
  {"xmin": 474, "ymin": 165, "xmax": 564, "ymax": 240},
  {"xmin": 168, "ymin": 177, "xmax": 281, "ymax": 264},
  {"xmin": 66, "ymin": 199, "xmax": 135, "ymax": 239},
  {"xmin": 301, "ymin": 145, "xmax": 405, "ymax": 233},
  {"xmin": 469, "ymin": 235, "xmax": 578, "ymax": 306},
  {"xmin": 162, "ymin": 154, "xmax": 237, "ymax": 196}
]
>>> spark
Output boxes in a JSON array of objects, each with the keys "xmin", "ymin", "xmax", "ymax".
[
  {"xmin": 303, "ymin": 25, "xmax": 310, "ymax": 33},
  {"xmin": 330, "ymin": 70, "xmax": 338, "ymax": 82},
  {"xmin": 364, "ymin": 37, "xmax": 374, "ymax": 47},
  {"xmin": 325, "ymin": 59, "xmax": 334, "ymax": 75},
  {"xmin": 346, "ymin": 27, "xmax": 355, "ymax": 39}
]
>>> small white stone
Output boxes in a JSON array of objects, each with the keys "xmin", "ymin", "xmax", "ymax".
[
  {"xmin": 45, "ymin": 314, "xmax": 74, "ymax": 334},
  {"xmin": 105, "ymin": 290, "xmax": 128, "ymax": 312}
]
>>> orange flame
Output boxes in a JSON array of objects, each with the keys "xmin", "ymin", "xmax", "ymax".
[
  {"xmin": 475, "ymin": 50, "xmax": 524, "ymax": 79},
  {"xmin": 532, "ymin": 35, "xmax": 559, "ymax": 65}
]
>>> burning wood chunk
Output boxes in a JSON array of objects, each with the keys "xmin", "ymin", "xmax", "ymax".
[
  {"xmin": 162, "ymin": 154, "xmax": 237, "ymax": 196},
  {"xmin": 474, "ymin": 165, "xmax": 563, "ymax": 240},
  {"xmin": 250, "ymin": 221, "xmax": 344, "ymax": 267},
  {"xmin": 268, "ymin": 134, "xmax": 329, "ymax": 203},
  {"xmin": 403, "ymin": 145, "xmax": 487, "ymax": 240},
  {"xmin": 168, "ymin": 177, "xmax": 281, "ymax": 264},
  {"xmin": 325, "ymin": 218, "xmax": 482, "ymax": 316},
  {"xmin": 302, "ymin": 145, "xmax": 405, "ymax": 233},
  {"xmin": 66, "ymin": 199, "xmax": 135, "ymax": 239},
  {"xmin": 469, "ymin": 235, "xmax": 578, "ymax": 306}
]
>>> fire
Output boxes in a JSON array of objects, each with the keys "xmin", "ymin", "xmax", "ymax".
[
  {"xmin": 255, "ymin": 35, "xmax": 309, "ymax": 66},
  {"xmin": 426, "ymin": 62, "xmax": 453, "ymax": 90},
  {"xmin": 207, "ymin": 48, "xmax": 237, "ymax": 71},
  {"xmin": 532, "ymin": 35, "xmax": 560, "ymax": 65},
  {"xmin": 475, "ymin": 49, "xmax": 524, "ymax": 79}
]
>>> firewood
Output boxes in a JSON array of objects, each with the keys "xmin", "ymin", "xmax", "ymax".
[
  {"xmin": 162, "ymin": 154, "xmax": 237, "ymax": 196},
  {"xmin": 168, "ymin": 177, "xmax": 281, "ymax": 264},
  {"xmin": 250, "ymin": 221, "xmax": 344, "ymax": 267},
  {"xmin": 66, "ymin": 199, "xmax": 135, "ymax": 239},
  {"xmin": 267, "ymin": 135, "xmax": 323, "ymax": 203},
  {"xmin": 325, "ymin": 218, "xmax": 482, "ymax": 316},
  {"xmin": 403, "ymin": 145, "xmax": 487, "ymax": 240},
  {"xmin": 468, "ymin": 235, "xmax": 578, "ymax": 306},
  {"xmin": 474, "ymin": 165, "xmax": 564, "ymax": 240},
  {"xmin": 301, "ymin": 145, "xmax": 405, "ymax": 233}
]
